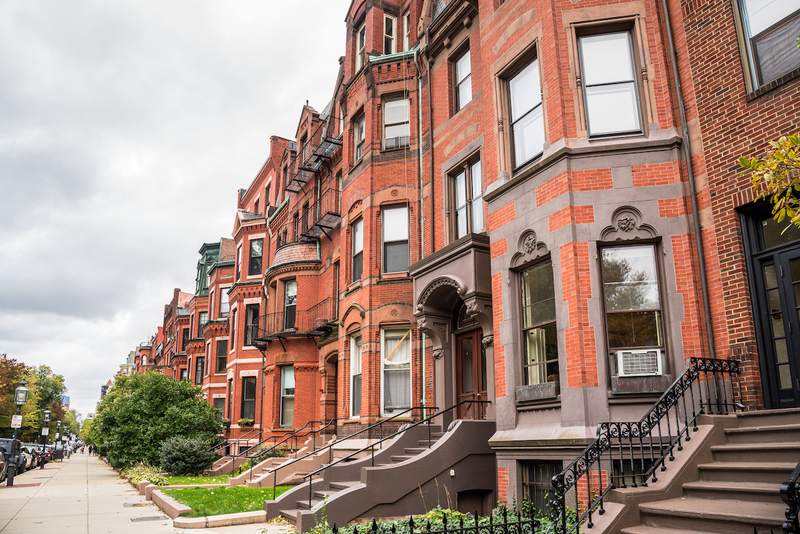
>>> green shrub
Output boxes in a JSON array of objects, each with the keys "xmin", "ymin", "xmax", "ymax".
[
  {"xmin": 121, "ymin": 463, "xmax": 168, "ymax": 486},
  {"xmin": 159, "ymin": 436, "xmax": 216, "ymax": 475}
]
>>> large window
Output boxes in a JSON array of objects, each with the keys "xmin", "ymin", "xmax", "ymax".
[
  {"xmin": 384, "ymin": 14, "xmax": 396, "ymax": 54},
  {"xmin": 284, "ymin": 280, "xmax": 297, "ymax": 330},
  {"xmin": 350, "ymin": 336, "xmax": 362, "ymax": 417},
  {"xmin": 738, "ymin": 0, "xmax": 800, "ymax": 87},
  {"xmin": 381, "ymin": 328, "xmax": 411, "ymax": 414},
  {"xmin": 383, "ymin": 98, "xmax": 410, "ymax": 150},
  {"xmin": 578, "ymin": 31, "xmax": 641, "ymax": 136},
  {"xmin": 213, "ymin": 397, "xmax": 225, "ymax": 416},
  {"xmin": 453, "ymin": 48, "xmax": 472, "ymax": 112},
  {"xmin": 355, "ymin": 24, "xmax": 367, "ymax": 71},
  {"xmin": 383, "ymin": 205, "xmax": 409, "ymax": 272},
  {"xmin": 280, "ymin": 366, "xmax": 295, "ymax": 427},
  {"xmin": 219, "ymin": 289, "xmax": 229, "ymax": 318},
  {"xmin": 195, "ymin": 356, "xmax": 205, "ymax": 385},
  {"xmin": 507, "ymin": 54, "xmax": 545, "ymax": 168},
  {"xmin": 522, "ymin": 461, "xmax": 562, "ymax": 513},
  {"xmin": 520, "ymin": 259, "xmax": 558, "ymax": 386},
  {"xmin": 245, "ymin": 303, "xmax": 260, "ymax": 346},
  {"xmin": 353, "ymin": 113, "xmax": 366, "ymax": 161},
  {"xmin": 600, "ymin": 245, "xmax": 665, "ymax": 373},
  {"xmin": 240, "ymin": 376, "xmax": 256, "ymax": 420},
  {"xmin": 198, "ymin": 312, "xmax": 208, "ymax": 338},
  {"xmin": 248, "ymin": 238, "xmax": 263, "ymax": 276},
  {"xmin": 215, "ymin": 339, "xmax": 228, "ymax": 373},
  {"xmin": 352, "ymin": 219, "xmax": 364, "ymax": 281},
  {"xmin": 451, "ymin": 157, "xmax": 483, "ymax": 240}
]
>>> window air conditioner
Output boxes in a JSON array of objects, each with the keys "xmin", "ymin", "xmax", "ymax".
[{"xmin": 617, "ymin": 349, "xmax": 662, "ymax": 377}]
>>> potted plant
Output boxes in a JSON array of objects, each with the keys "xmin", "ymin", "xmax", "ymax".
[{"xmin": 237, "ymin": 418, "xmax": 255, "ymax": 427}]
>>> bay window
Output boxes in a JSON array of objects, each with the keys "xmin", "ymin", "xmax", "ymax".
[
  {"xmin": 195, "ymin": 356, "xmax": 204, "ymax": 385},
  {"xmin": 381, "ymin": 328, "xmax": 411, "ymax": 414},
  {"xmin": 520, "ymin": 259, "xmax": 559, "ymax": 386},
  {"xmin": 383, "ymin": 98, "xmax": 410, "ymax": 149},
  {"xmin": 245, "ymin": 303, "xmax": 259, "ymax": 346},
  {"xmin": 382, "ymin": 205, "xmax": 409, "ymax": 273},
  {"xmin": 198, "ymin": 312, "xmax": 208, "ymax": 338},
  {"xmin": 350, "ymin": 336, "xmax": 362, "ymax": 417},
  {"xmin": 578, "ymin": 31, "xmax": 641, "ymax": 136},
  {"xmin": 248, "ymin": 238, "xmax": 263, "ymax": 276},
  {"xmin": 384, "ymin": 14, "xmax": 396, "ymax": 54},
  {"xmin": 284, "ymin": 280, "xmax": 297, "ymax": 330},
  {"xmin": 235, "ymin": 244, "xmax": 242, "ymax": 280},
  {"xmin": 219, "ymin": 289, "xmax": 229, "ymax": 318},
  {"xmin": 240, "ymin": 376, "xmax": 256, "ymax": 420},
  {"xmin": 215, "ymin": 339, "xmax": 227, "ymax": 373},
  {"xmin": 280, "ymin": 366, "xmax": 295, "ymax": 427}
]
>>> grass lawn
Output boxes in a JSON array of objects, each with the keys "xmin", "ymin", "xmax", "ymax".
[
  {"xmin": 164, "ymin": 474, "xmax": 232, "ymax": 486},
  {"xmin": 162, "ymin": 485, "xmax": 292, "ymax": 517}
]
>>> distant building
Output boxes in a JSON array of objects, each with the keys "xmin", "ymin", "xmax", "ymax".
[{"xmin": 60, "ymin": 394, "xmax": 70, "ymax": 408}]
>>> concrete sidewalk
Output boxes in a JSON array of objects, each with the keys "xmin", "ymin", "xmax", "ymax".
[{"xmin": 0, "ymin": 454, "xmax": 290, "ymax": 534}]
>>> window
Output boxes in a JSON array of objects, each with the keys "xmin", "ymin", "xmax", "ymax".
[
  {"xmin": 179, "ymin": 368, "xmax": 188, "ymax": 381},
  {"xmin": 353, "ymin": 113, "xmax": 366, "ymax": 161},
  {"xmin": 355, "ymin": 24, "xmax": 366, "ymax": 70},
  {"xmin": 738, "ymin": 1, "xmax": 800, "ymax": 87},
  {"xmin": 245, "ymin": 303, "xmax": 259, "ymax": 346},
  {"xmin": 333, "ymin": 261, "xmax": 340, "ymax": 317},
  {"xmin": 230, "ymin": 309, "xmax": 237, "ymax": 350},
  {"xmin": 254, "ymin": 199, "xmax": 260, "ymax": 214},
  {"xmin": 293, "ymin": 213, "xmax": 300, "ymax": 241},
  {"xmin": 280, "ymin": 366, "xmax": 295, "ymax": 427},
  {"xmin": 226, "ymin": 378, "xmax": 233, "ymax": 419},
  {"xmin": 600, "ymin": 245, "xmax": 665, "ymax": 362},
  {"xmin": 265, "ymin": 185, "xmax": 271, "ymax": 208},
  {"xmin": 215, "ymin": 339, "xmax": 228, "ymax": 373},
  {"xmin": 522, "ymin": 461, "xmax": 562, "ymax": 513},
  {"xmin": 451, "ymin": 157, "xmax": 483, "ymax": 240},
  {"xmin": 240, "ymin": 377, "xmax": 256, "ymax": 420},
  {"xmin": 507, "ymin": 54, "xmax": 544, "ymax": 168},
  {"xmin": 302, "ymin": 203, "xmax": 310, "ymax": 233},
  {"xmin": 213, "ymin": 397, "xmax": 225, "ymax": 416},
  {"xmin": 384, "ymin": 14, "xmax": 396, "ymax": 54},
  {"xmin": 381, "ymin": 329, "xmax": 411, "ymax": 414},
  {"xmin": 383, "ymin": 98, "xmax": 410, "ymax": 149},
  {"xmin": 382, "ymin": 206, "xmax": 409, "ymax": 272},
  {"xmin": 453, "ymin": 48, "xmax": 472, "ymax": 112},
  {"xmin": 352, "ymin": 219, "xmax": 364, "ymax": 281},
  {"xmin": 350, "ymin": 336, "xmax": 362, "ymax": 417},
  {"xmin": 235, "ymin": 244, "xmax": 242, "ymax": 280},
  {"xmin": 520, "ymin": 259, "xmax": 558, "ymax": 386},
  {"xmin": 284, "ymin": 280, "xmax": 297, "ymax": 330},
  {"xmin": 578, "ymin": 31, "xmax": 641, "ymax": 136},
  {"xmin": 195, "ymin": 356, "xmax": 205, "ymax": 385},
  {"xmin": 219, "ymin": 289, "xmax": 229, "ymax": 318},
  {"xmin": 402, "ymin": 11, "xmax": 411, "ymax": 51},
  {"xmin": 181, "ymin": 328, "xmax": 190, "ymax": 351},
  {"xmin": 198, "ymin": 312, "xmax": 208, "ymax": 338},
  {"xmin": 248, "ymin": 238, "xmax": 263, "ymax": 276}
]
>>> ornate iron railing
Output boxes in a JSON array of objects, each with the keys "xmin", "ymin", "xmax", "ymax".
[
  {"xmin": 332, "ymin": 507, "xmax": 537, "ymax": 534},
  {"xmin": 549, "ymin": 357, "xmax": 742, "ymax": 534},
  {"xmin": 782, "ymin": 462, "xmax": 800, "ymax": 533}
]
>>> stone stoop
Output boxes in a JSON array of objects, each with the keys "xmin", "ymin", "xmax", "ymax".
[
  {"xmin": 610, "ymin": 408, "xmax": 799, "ymax": 534},
  {"xmin": 228, "ymin": 434, "xmax": 335, "ymax": 487}
]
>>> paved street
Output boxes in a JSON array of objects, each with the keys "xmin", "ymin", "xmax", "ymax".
[{"xmin": 0, "ymin": 454, "xmax": 285, "ymax": 534}]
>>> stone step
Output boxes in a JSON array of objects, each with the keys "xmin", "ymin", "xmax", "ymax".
[
  {"xmin": 724, "ymin": 422, "xmax": 800, "ymax": 443},
  {"xmin": 697, "ymin": 461, "xmax": 796, "ymax": 484},
  {"xmin": 638, "ymin": 497, "xmax": 784, "ymax": 533},
  {"xmin": 416, "ymin": 438, "xmax": 441, "ymax": 447},
  {"xmin": 403, "ymin": 447, "xmax": 429, "ymax": 455},
  {"xmin": 621, "ymin": 526, "xmax": 716, "ymax": 534},
  {"xmin": 735, "ymin": 407, "xmax": 800, "ymax": 427},
  {"xmin": 390, "ymin": 455, "xmax": 412, "ymax": 463},
  {"xmin": 682, "ymin": 480, "xmax": 781, "ymax": 503},
  {"xmin": 280, "ymin": 509, "xmax": 299, "ymax": 522},
  {"xmin": 710, "ymin": 441, "xmax": 800, "ymax": 462},
  {"xmin": 296, "ymin": 496, "xmax": 322, "ymax": 511},
  {"xmin": 329, "ymin": 481, "xmax": 357, "ymax": 491}
]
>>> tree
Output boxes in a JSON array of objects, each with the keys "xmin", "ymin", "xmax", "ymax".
[
  {"xmin": 88, "ymin": 372, "xmax": 222, "ymax": 469},
  {"xmin": 0, "ymin": 355, "xmax": 30, "ymax": 433},
  {"xmin": 740, "ymin": 134, "xmax": 800, "ymax": 228}
]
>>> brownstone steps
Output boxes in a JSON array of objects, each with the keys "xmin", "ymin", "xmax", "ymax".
[
  {"xmin": 709, "ymin": 440, "xmax": 800, "ymax": 462},
  {"xmin": 637, "ymin": 497, "xmax": 784, "ymax": 532},
  {"xmin": 682, "ymin": 479, "xmax": 781, "ymax": 502},
  {"xmin": 697, "ymin": 460, "xmax": 796, "ymax": 483},
  {"xmin": 621, "ymin": 525, "xmax": 716, "ymax": 534},
  {"xmin": 724, "ymin": 422, "xmax": 800, "ymax": 443}
]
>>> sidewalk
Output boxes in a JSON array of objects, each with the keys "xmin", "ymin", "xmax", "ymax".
[{"xmin": 0, "ymin": 454, "xmax": 288, "ymax": 533}]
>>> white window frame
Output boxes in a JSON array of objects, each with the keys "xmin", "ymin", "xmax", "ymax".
[
  {"xmin": 384, "ymin": 14, "xmax": 397, "ymax": 54},
  {"xmin": 380, "ymin": 328, "xmax": 412, "ymax": 416},
  {"xmin": 402, "ymin": 11, "xmax": 411, "ymax": 51},
  {"xmin": 355, "ymin": 24, "xmax": 366, "ymax": 70},
  {"xmin": 219, "ymin": 286, "xmax": 230, "ymax": 318},
  {"xmin": 382, "ymin": 205, "xmax": 409, "ymax": 273},
  {"xmin": 349, "ymin": 335, "xmax": 362, "ymax": 418},
  {"xmin": 382, "ymin": 97, "xmax": 410, "ymax": 150},
  {"xmin": 279, "ymin": 365, "xmax": 295, "ymax": 428}
]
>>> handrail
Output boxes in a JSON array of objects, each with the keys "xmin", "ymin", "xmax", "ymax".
[
  {"xmin": 269, "ymin": 405, "xmax": 427, "ymax": 495},
  {"xmin": 234, "ymin": 419, "xmax": 320, "ymax": 461},
  {"xmin": 781, "ymin": 462, "xmax": 800, "ymax": 533},
  {"xmin": 304, "ymin": 399, "xmax": 490, "ymax": 508},
  {"xmin": 211, "ymin": 427, "xmax": 260, "ymax": 456},
  {"xmin": 549, "ymin": 357, "xmax": 743, "ymax": 534}
]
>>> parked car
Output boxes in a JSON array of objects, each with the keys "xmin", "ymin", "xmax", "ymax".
[{"xmin": 0, "ymin": 439, "xmax": 25, "ymax": 475}]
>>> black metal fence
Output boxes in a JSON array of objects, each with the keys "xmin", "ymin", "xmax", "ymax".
[
  {"xmin": 783, "ymin": 462, "xmax": 800, "ymax": 533},
  {"xmin": 332, "ymin": 508, "xmax": 538, "ymax": 534}
]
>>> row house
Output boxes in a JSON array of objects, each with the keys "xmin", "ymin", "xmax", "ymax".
[{"xmin": 128, "ymin": 0, "xmax": 799, "ymax": 529}]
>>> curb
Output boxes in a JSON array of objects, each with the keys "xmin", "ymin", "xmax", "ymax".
[
  {"xmin": 173, "ymin": 510, "xmax": 267, "ymax": 529},
  {"xmin": 151, "ymin": 489, "xmax": 192, "ymax": 519}
]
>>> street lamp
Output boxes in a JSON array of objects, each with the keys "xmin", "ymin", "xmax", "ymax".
[
  {"xmin": 6, "ymin": 380, "xmax": 29, "ymax": 486},
  {"xmin": 55, "ymin": 421, "xmax": 62, "ymax": 461},
  {"xmin": 40, "ymin": 409, "xmax": 50, "ymax": 470}
]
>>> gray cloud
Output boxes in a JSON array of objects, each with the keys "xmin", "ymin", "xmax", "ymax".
[{"xmin": 0, "ymin": 1, "xmax": 345, "ymax": 417}]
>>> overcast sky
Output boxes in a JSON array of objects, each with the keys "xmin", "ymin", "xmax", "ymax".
[{"xmin": 0, "ymin": 1, "xmax": 346, "ymax": 418}]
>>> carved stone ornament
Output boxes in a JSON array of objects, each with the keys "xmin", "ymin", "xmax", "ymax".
[
  {"xmin": 510, "ymin": 229, "xmax": 549, "ymax": 268},
  {"xmin": 601, "ymin": 206, "xmax": 657, "ymax": 241}
]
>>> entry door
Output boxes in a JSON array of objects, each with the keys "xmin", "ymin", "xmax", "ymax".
[
  {"xmin": 758, "ymin": 248, "xmax": 800, "ymax": 407},
  {"xmin": 455, "ymin": 330, "xmax": 487, "ymax": 418}
]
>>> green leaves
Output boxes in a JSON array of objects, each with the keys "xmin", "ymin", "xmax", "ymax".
[{"xmin": 741, "ymin": 134, "xmax": 800, "ymax": 229}]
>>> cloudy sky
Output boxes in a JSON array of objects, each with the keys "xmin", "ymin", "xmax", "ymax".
[{"xmin": 0, "ymin": 1, "xmax": 346, "ymax": 417}]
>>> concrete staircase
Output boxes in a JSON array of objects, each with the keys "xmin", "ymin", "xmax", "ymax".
[
  {"xmin": 616, "ymin": 408, "xmax": 798, "ymax": 533},
  {"xmin": 228, "ymin": 434, "xmax": 335, "ymax": 487},
  {"xmin": 265, "ymin": 419, "xmax": 496, "ymax": 532}
]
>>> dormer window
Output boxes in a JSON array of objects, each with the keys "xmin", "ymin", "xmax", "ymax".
[
  {"xmin": 355, "ymin": 24, "xmax": 367, "ymax": 70},
  {"xmin": 384, "ymin": 14, "xmax": 396, "ymax": 54}
]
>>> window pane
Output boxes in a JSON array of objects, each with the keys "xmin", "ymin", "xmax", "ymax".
[
  {"xmin": 743, "ymin": 0, "xmax": 798, "ymax": 35},
  {"xmin": 470, "ymin": 160, "xmax": 482, "ymax": 199},
  {"xmin": 385, "ymin": 99, "xmax": 409, "ymax": 124},
  {"xmin": 384, "ymin": 330, "xmax": 411, "ymax": 365},
  {"xmin": 606, "ymin": 310, "xmax": 662, "ymax": 349},
  {"xmin": 460, "ymin": 336, "xmax": 474, "ymax": 392},
  {"xmin": 471, "ymin": 199, "xmax": 484, "ymax": 233},
  {"xmin": 384, "ymin": 368, "xmax": 411, "ymax": 411},
  {"xmin": 601, "ymin": 246, "xmax": 660, "ymax": 311},
  {"xmin": 513, "ymin": 105, "xmax": 545, "ymax": 167},
  {"xmin": 285, "ymin": 280, "xmax": 297, "ymax": 305},
  {"xmin": 281, "ymin": 365, "xmax": 295, "ymax": 391},
  {"xmin": 585, "ymin": 82, "xmax": 640, "ymax": 135},
  {"xmin": 456, "ymin": 207, "xmax": 468, "ymax": 239},
  {"xmin": 457, "ymin": 76, "xmax": 472, "ymax": 110},
  {"xmin": 383, "ymin": 206, "xmax": 409, "ymax": 241},
  {"xmin": 454, "ymin": 171, "xmax": 467, "ymax": 208},
  {"xmin": 509, "ymin": 60, "xmax": 542, "ymax": 122},
  {"xmin": 352, "ymin": 252, "xmax": 363, "ymax": 281},
  {"xmin": 385, "ymin": 241, "xmax": 409, "ymax": 272},
  {"xmin": 761, "ymin": 216, "xmax": 800, "ymax": 249},
  {"xmin": 350, "ymin": 337, "xmax": 362, "ymax": 374},
  {"xmin": 385, "ymin": 123, "xmax": 410, "ymax": 139},
  {"xmin": 456, "ymin": 50, "xmax": 471, "ymax": 84},
  {"xmin": 353, "ymin": 219, "xmax": 364, "ymax": 254},
  {"xmin": 525, "ymin": 322, "xmax": 558, "ymax": 385},
  {"xmin": 250, "ymin": 238, "xmax": 263, "ymax": 258},
  {"xmin": 521, "ymin": 260, "xmax": 556, "ymax": 328},
  {"xmin": 579, "ymin": 32, "xmax": 634, "ymax": 85}
]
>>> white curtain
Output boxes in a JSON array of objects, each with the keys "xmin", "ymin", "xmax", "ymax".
[{"xmin": 383, "ymin": 330, "xmax": 411, "ymax": 412}]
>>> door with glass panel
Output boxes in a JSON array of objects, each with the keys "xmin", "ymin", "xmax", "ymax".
[
  {"xmin": 455, "ymin": 330, "xmax": 487, "ymax": 419},
  {"xmin": 746, "ymin": 213, "xmax": 800, "ymax": 407}
]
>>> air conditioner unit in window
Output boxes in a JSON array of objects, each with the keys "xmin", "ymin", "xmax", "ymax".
[{"xmin": 616, "ymin": 349, "xmax": 662, "ymax": 377}]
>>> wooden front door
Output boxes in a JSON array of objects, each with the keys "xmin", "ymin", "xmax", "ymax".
[{"xmin": 455, "ymin": 330, "xmax": 487, "ymax": 419}]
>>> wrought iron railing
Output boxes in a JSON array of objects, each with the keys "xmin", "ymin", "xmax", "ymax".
[
  {"xmin": 549, "ymin": 357, "xmax": 743, "ymax": 534},
  {"xmin": 286, "ymin": 120, "xmax": 343, "ymax": 194},
  {"xmin": 332, "ymin": 507, "xmax": 537, "ymax": 534},
  {"xmin": 262, "ymin": 297, "xmax": 336, "ymax": 338},
  {"xmin": 782, "ymin": 462, "xmax": 800, "ymax": 533}
]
